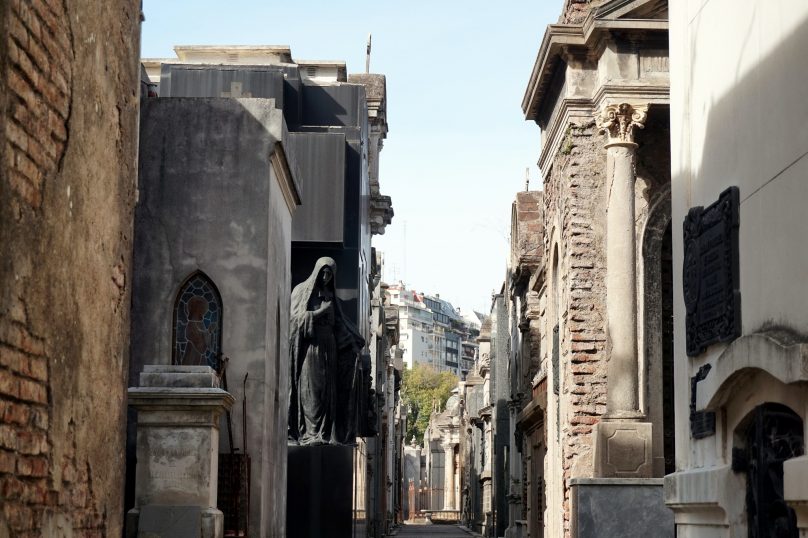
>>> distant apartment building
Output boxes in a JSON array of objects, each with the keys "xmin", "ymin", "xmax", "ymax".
[{"xmin": 387, "ymin": 284, "xmax": 480, "ymax": 376}]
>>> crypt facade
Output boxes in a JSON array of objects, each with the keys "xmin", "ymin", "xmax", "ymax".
[{"xmin": 519, "ymin": 0, "xmax": 674, "ymax": 535}]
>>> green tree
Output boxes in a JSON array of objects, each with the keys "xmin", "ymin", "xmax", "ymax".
[{"xmin": 401, "ymin": 363, "xmax": 458, "ymax": 444}]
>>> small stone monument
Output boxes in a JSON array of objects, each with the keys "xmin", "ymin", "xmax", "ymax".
[{"xmin": 127, "ymin": 365, "xmax": 234, "ymax": 538}]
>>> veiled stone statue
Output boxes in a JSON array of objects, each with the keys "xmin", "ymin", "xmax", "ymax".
[{"xmin": 289, "ymin": 257, "xmax": 365, "ymax": 445}]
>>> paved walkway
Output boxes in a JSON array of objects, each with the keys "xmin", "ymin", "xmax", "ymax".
[{"xmin": 392, "ymin": 523, "xmax": 478, "ymax": 537}]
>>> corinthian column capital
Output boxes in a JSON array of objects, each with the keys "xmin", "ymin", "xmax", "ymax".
[{"xmin": 596, "ymin": 102, "xmax": 648, "ymax": 145}]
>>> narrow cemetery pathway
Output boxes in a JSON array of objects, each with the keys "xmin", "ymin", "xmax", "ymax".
[{"xmin": 393, "ymin": 523, "xmax": 476, "ymax": 537}]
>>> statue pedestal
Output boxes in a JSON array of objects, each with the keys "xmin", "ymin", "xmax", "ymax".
[
  {"xmin": 287, "ymin": 444, "xmax": 354, "ymax": 538},
  {"xmin": 126, "ymin": 365, "xmax": 234, "ymax": 538}
]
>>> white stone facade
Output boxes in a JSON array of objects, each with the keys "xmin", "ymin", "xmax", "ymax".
[{"xmin": 666, "ymin": 1, "xmax": 808, "ymax": 536}]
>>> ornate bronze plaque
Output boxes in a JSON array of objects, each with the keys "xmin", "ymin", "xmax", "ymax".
[{"xmin": 683, "ymin": 186, "xmax": 741, "ymax": 356}]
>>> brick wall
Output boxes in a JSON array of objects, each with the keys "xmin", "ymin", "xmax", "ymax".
[
  {"xmin": 0, "ymin": 1, "xmax": 140, "ymax": 536},
  {"xmin": 543, "ymin": 120, "xmax": 608, "ymax": 536}
]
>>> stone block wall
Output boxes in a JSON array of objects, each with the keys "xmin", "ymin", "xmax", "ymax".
[
  {"xmin": 543, "ymin": 120, "xmax": 608, "ymax": 535},
  {"xmin": 0, "ymin": 0, "xmax": 141, "ymax": 535}
]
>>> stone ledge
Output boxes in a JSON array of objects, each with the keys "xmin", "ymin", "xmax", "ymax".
[
  {"xmin": 143, "ymin": 365, "xmax": 214, "ymax": 373},
  {"xmin": 139, "ymin": 364, "xmax": 222, "ymax": 389},
  {"xmin": 570, "ymin": 477, "xmax": 664, "ymax": 486},
  {"xmin": 128, "ymin": 388, "xmax": 235, "ymax": 414},
  {"xmin": 664, "ymin": 465, "xmax": 738, "ymax": 526}
]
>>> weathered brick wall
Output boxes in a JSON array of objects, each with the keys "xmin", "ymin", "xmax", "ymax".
[
  {"xmin": 512, "ymin": 192, "xmax": 543, "ymax": 265},
  {"xmin": 543, "ymin": 120, "xmax": 608, "ymax": 536},
  {"xmin": 0, "ymin": 1, "xmax": 140, "ymax": 535},
  {"xmin": 510, "ymin": 191, "xmax": 544, "ymax": 396}
]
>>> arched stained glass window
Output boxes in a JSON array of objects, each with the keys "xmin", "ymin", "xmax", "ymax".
[{"xmin": 173, "ymin": 272, "xmax": 222, "ymax": 369}]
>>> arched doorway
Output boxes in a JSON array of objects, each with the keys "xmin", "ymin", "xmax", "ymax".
[{"xmin": 642, "ymin": 192, "xmax": 674, "ymax": 476}]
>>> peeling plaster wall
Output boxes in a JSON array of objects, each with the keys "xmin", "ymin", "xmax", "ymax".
[{"xmin": 0, "ymin": 0, "xmax": 141, "ymax": 535}]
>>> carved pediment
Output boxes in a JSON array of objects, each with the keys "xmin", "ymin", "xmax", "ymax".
[{"xmin": 597, "ymin": 0, "xmax": 667, "ymax": 20}]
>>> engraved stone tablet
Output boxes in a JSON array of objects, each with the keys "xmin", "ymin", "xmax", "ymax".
[{"xmin": 683, "ymin": 186, "xmax": 741, "ymax": 356}]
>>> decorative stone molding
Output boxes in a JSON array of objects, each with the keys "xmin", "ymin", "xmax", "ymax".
[
  {"xmin": 700, "ymin": 332, "xmax": 808, "ymax": 409},
  {"xmin": 594, "ymin": 421, "xmax": 653, "ymax": 478},
  {"xmin": 664, "ymin": 465, "xmax": 735, "ymax": 526},
  {"xmin": 596, "ymin": 103, "xmax": 648, "ymax": 145}
]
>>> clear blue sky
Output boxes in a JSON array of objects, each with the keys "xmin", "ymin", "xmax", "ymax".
[{"xmin": 141, "ymin": 0, "xmax": 561, "ymax": 314}]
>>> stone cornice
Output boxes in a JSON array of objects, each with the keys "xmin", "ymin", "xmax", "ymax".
[
  {"xmin": 592, "ymin": 84, "xmax": 669, "ymax": 107},
  {"xmin": 522, "ymin": 13, "xmax": 668, "ymax": 122},
  {"xmin": 529, "ymin": 265, "xmax": 546, "ymax": 295},
  {"xmin": 538, "ymin": 85, "xmax": 669, "ymax": 173},
  {"xmin": 538, "ymin": 98, "xmax": 595, "ymax": 173},
  {"xmin": 515, "ymin": 395, "xmax": 545, "ymax": 433},
  {"xmin": 370, "ymin": 193, "xmax": 394, "ymax": 236}
]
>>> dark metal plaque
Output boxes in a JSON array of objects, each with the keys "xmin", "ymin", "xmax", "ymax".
[
  {"xmin": 691, "ymin": 411, "xmax": 716, "ymax": 439},
  {"xmin": 683, "ymin": 186, "xmax": 741, "ymax": 356}
]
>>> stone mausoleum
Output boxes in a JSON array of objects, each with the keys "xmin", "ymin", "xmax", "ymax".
[
  {"xmin": 665, "ymin": 1, "xmax": 808, "ymax": 536},
  {"xmin": 128, "ymin": 45, "xmax": 395, "ymax": 537},
  {"xmin": 512, "ymin": 0, "xmax": 675, "ymax": 535}
]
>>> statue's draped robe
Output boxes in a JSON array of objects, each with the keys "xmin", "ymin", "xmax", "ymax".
[{"xmin": 289, "ymin": 257, "xmax": 364, "ymax": 445}]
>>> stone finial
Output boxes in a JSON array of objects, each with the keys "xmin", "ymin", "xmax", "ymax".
[{"xmin": 596, "ymin": 103, "xmax": 648, "ymax": 145}]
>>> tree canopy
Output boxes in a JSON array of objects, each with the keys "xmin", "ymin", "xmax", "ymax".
[{"xmin": 401, "ymin": 363, "xmax": 458, "ymax": 444}]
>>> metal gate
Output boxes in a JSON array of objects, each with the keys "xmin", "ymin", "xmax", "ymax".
[{"xmin": 734, "ymin": 403, "xmax": 803, "ymax": 538}]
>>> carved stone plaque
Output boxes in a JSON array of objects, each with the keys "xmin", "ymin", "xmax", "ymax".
[{"xmin": 683, "ymin": 186, "xmax": 741, "ymax": 356}]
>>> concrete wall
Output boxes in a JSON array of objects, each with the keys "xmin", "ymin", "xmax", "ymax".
[
  {"xmin": 133, "ymin": 97, "xmax": 294, "ymax": 537},
  {"xmin": 667, "ymin": 1, "xmax": 808, "ymax": 535},
  {"xmin": 0, "ymin": 1, "xmax": 141, "ymax": 535}
]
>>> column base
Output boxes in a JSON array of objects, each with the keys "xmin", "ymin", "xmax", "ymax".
[{"xmin": 594, "ymin": 420, "xmax": 653, "ymax": 478}]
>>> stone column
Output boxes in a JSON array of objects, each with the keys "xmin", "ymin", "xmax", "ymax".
[
  {"xmin": 593, "ymin": 103, "xmax": 653, "ymax": 478},
  {"xmin": 443, "ymin": 443, "xmax": 456, "ymax": 510},
  {"xmin": 506, "ymin": 399, "xmax": 523, "ymax": 536},
  {"xmin": 455, "ymin": 451, "xmax": 461, "ymax": 512}
]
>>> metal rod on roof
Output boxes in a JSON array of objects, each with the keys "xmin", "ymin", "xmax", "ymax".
[{"xmin": 366, "ymin": 33, "xmax": 372, "ymax": 74}]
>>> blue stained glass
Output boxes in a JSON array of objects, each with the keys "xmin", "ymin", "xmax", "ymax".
[{"xmin": 173, "ymin": 273, "xmax": 222, "ymax": 369}]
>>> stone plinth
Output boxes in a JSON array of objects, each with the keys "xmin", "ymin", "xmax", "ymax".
[
  {"xmin": 571, "ymin": 478, "xmax": 673, "ymax": 538},
  {"xmin": 287, "ymin": 444, "xmax": 354, "ymax": 538},
  {"xmin": 593, "ymin": 420, "xmax": 653, "ymax": 478},
  {"xmin": 127, "ymin": 365, "xmax": 234, "ymax": 538}
]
